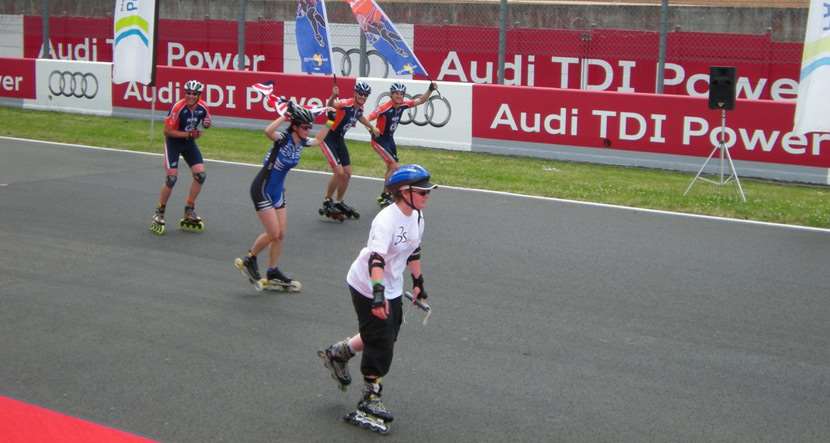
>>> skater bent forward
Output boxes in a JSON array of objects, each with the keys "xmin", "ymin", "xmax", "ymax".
[
  {"xmin": 234, "ymin": 102, "xmax": 330, "ymax": 291},
  {"xmin": 319, "ymin": 164, "xmax": 437, "ymax": 430}
]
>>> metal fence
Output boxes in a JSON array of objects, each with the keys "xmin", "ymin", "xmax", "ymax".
[{"xmin": 2, "ymin": 0, "xmax": 808, "ymax": 95}]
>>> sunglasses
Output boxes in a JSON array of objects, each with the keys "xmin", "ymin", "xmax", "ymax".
[
  {"xmin": 299, "ymin": 124, "xmax": 313, "ymax": 130},
  {"xmin": 356, "ymin": 93, "xmax": 368, "ymax": 98},
  {"xmin": 185, "ymin": 91, "xmax": 199, "ymax": 96},
  {"xmin": 412, "ymin": 189, "xmax": 431, "ymax": 196}
]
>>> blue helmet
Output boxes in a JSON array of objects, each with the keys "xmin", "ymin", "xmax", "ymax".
[
  {"xmin": 354, "ymin": 81, "xmax": 371, "ymax": 96},
  {"xmin": 390, "ymin": 82, "xmax": 406, "ymax": 94},
  {"xmin": 385, "ymin": 164, "xmax": 437, "ymax": 192}
]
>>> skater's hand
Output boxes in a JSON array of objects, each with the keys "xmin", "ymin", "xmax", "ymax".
[
  {"xmin": 428, "ymin": 81, "xmax": 437, "ymax": 92},
  {"xmin": 413, "ymin": 286, "xmax": 427, "ymax": 301},
  {"xmin": 371, "ymin": 299, "xmax": 389, "ymax": 320},
  {"xmin": 371, "ymin": 282, "xmax": 388, "ymax": 319},
  {"xmin": 188, "ymin": 130, "xmax": 201, "ymax": 139},
  {"xmin": 202, "ymin": 116, "xmax": 211, "ymax": 129},
  {"xmin": 368, "ymin": 126, "xmax": 379, "ymax": 137},
  {"xmin": 331, "ymin": 85, "xmax": 339, "ymax": 97}
]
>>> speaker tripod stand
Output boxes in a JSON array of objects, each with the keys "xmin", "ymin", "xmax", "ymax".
[{"xmin": 683, "ymin": 108, "xmax": 746, "ymax": 202}]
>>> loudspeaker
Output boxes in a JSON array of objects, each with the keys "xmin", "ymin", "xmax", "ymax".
[{"xmin": 708, "ymin": 66, "xmax": 736, "ymax": 110}]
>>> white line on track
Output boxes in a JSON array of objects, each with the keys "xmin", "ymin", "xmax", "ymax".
[{"xmin": 3, "ymin": 135, "xmax": 828, "ymax": 234}]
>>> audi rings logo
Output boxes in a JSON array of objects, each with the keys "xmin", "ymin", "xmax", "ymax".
[
  {"xmin": 49, "ymin": 71, "xmax": 99, "ymax": 99},
  {"xmin": 375, "ymin": 92, "xmax": 452, "ymax": 128},
  {"xmin": 332, "ymin": 47, "xmax": 391, "ymax": 78}
]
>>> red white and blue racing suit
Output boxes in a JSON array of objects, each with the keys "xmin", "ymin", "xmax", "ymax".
[
  {"xmin": 367, "ymin": 98, "xmax": 416, "ymax": 163},
  {"xmin": 164, "ymin": 99, "xmax": 211, "ymax": 169},
  {"xmin": 321, "ymin": 98, "xmax": 364, "ymax": 168}
]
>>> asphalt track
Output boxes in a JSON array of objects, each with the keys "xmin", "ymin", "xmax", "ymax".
[{"xmin": 1, "ymin": 137, "xmax": 829, "ymax": 443}]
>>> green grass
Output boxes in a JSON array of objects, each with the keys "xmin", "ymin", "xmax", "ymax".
[{"xmin": 2, "ymin": 106, "xmax": 829, "ymax": 228}]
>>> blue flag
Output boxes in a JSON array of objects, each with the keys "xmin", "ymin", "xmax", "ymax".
[
  {"xmin": 346, "ymin": 0, "xmax": 428, "ymax": 76},
  {"xmin": 295, "ymin": 0, "xmax": 334, "ymax": 74}
]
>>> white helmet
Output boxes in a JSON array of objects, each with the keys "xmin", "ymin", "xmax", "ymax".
[{"xmin": 184, "ymin": 80, "xmax": 203, "ymax": 94}]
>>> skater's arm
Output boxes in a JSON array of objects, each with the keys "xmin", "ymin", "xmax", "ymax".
[
  {"xmin": 412, "ymin": 82, "xmax": 437, "ymax": 106},
  {"xmin": 359, "ymin": 115, "xmax": 380, "ymax": 137},
  {"xmin": 407, "ymin": 248, "xmax": 427, "ymax": 301},
  {"xmin": 309, "ymin": 123, "xmax": 330, "ymax": 147},
  {"xmin": 264, "ymin": 116, "xmax": 288, "ymax": 141}
]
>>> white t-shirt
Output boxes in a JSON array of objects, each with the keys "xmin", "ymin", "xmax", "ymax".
[{"xmin": 346, "ymin": 203, "xmax": 424, "ymax": 300}]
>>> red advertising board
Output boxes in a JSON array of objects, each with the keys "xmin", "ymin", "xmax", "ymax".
[
  {"xmin": 0, "ymin": 57, "xmax": 36, "ymax": 99},
  {"xmin": 415, "ymin": 25, "xmax": 801, "ymax": 101},
  {"xmin": 23, "ymin": 16, "xmax": 283, "ymax": 73},
  {"xmin": 472, "ymin": 84, "xmax": 830, "ymax": 168},
  {"xmin": 112, "ymin": 66, "xmax": 348, "ymax": 123}
]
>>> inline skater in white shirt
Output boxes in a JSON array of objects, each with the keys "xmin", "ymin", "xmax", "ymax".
[{"xmin": 318, "ymin": 164, "xmax": 437, "ymax": 433}]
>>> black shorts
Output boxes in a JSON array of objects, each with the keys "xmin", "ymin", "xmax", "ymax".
[
  {"xmin": 350, "ymin": 285, "xmax": 402, "ymax": 378},
  {"xmin": 164, "ymin": 138, "xmax": 203, "ymax": 170},
  {"xmin": 321, "ymin": 132, "xmax": 351, "ymax": 167}
]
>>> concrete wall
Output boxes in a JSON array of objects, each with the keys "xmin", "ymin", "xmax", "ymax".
[{"xmin": 0, "ymin": 0, "xmax": 808, "ymax": 42}]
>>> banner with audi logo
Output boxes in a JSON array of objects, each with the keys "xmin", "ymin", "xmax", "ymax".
[
  {"xmin": 357, "ymin": 78, "xmax": 472, "ymax": 151},
  {"xmin": 33, "ymin": 59, "xmax": 112, "ymax": 115},
  {"xmin": 0, "ymin": 57, "xmax": 35, "ymax": 101}
]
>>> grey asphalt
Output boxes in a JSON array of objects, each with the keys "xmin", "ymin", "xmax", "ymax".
[{"xmin": 1, "ymin": 137, "xmax": 829, "ymax": 443}]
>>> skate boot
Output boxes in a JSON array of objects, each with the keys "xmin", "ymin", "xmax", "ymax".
[
  {"xmin": 317, "ymin": 340, "xmax": 354, "ymax": 391},
  {"xmin": 261, "ymin": 267, "xmax": 302, "ymax": 292},
  {"xmin": 335, "ymin": 201, "xmax": 360, "ymax": 220},
  {"xmin": 318, "ymin": 198, "xmax": 345, "ymax": 222},
  {"xmin": 149, "ymin": 204, "xmax": 166, "ymax": 235},
  {"xmin": 376, "ymin": 192, "xmax": 393, "ymax": 208},
  {"xmin": 179, "ymin": 205, "xmax": 205, "ymax": 232},
  {"xmin": 344, "ymin": 380, "xmax": 393, "ymax": 433},
  {"xmin": 358, "ymin": 380, "xmax": 394, "ymax": 422},
  {"xmin": 233, "ymin": 255, "xmax": 263, "ymax": 291}
]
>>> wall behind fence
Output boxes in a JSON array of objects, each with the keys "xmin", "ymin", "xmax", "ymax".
[{"xmin": 0, "ymin": 1, "xmax": 809, "ymax": 41}]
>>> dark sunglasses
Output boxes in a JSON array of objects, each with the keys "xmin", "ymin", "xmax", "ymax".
[
  {"xmin": 185, "ymin": 91, "xmax": 199, "ymax": 96},
  {"xmin": 299, "ymin": 124, "xmax": 313, "ymax": 130},
  {"xmin": 412, "ymin": 189, "xmax": 431, "ymax": 196}
]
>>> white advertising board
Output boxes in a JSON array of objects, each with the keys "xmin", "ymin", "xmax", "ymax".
[
  {"xmin": 31, "ymin": 59, "xmax": 112, "ymax": 116},
  {"xmin": 284, "ymin": 22, "xmax": 413, "ymax": 80},
  {"xmin": 353, "ymin": 78, "xmax": 472, "ymax": 151}
]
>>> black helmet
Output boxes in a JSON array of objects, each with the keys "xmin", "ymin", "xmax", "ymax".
[
  {"xmin": 354, "ymin": 81, "xmax": 371, "ymax": 96},
  {"xmin": 288, "ymin": 102, "xmax": 314, "ymax": 125}
]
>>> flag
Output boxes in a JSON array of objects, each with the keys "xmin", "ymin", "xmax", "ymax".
[
  {"xmin": 794, "ymin": 0, "xmax": 830, "ymax": 134},
  {"xmin": 112, "ymin": 0, "xmax": 159, "ymax": 85},
  {"xmin": 252, "ymin": 81, "xmax": 329, "ymax": 117},
  {"xmin": 345, "ymin": 0, "xmax": 428, "ymax": 76},
  {"xmin": 295, "ymin": 0, "xmax": 334, "ymax": 74}
]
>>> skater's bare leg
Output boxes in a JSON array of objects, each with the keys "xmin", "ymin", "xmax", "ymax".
[
  {"xmin": 158, "ymin": 167, "xmax": 177, "ymax": 207},
  {"xmin": 267, "ymin": 208, "xmax": 287, "ymax": 268},
  {"xmin": 348, "ymin": 334, "xmax": 364, "ymax": 353},
  {"xmin": 335, "ymin": 165, "xmax": 352, "ymax": 201},
  {"xmin": 250, "ymin": 207, "xmax": 282, "ymax": 256},
  {"xmin": 325, "ymin": 168, "xmax": 341, "ymax": 200},
  {"xmin": 185, "ymin": 163, "xmax": 205, "ymax": 207}
]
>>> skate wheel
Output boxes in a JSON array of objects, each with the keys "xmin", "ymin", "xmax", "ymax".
[{"xmin": 149, "ymin": 223, "xmax": 166, "ymax": 235}]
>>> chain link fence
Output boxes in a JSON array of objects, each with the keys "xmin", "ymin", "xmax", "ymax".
[{"xmin": 0, "ymin": 0, "xmax": 809, "ymax": 97}]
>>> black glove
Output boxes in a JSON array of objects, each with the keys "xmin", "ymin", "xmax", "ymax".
[
  {"xmin": 428, "ymin": 82, "xmax": 437, "ymax": 92},
  {"xmin": 412, "ymin": 274, "xmax": 427, "ymax": 300},
  {"xmin": 372, "ymin": 282, "xmax": 385, "ymax": 308}
]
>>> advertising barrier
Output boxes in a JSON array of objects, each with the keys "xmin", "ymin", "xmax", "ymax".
[
  {"xmin": 0, "ymin": 57, "xmax": 35, "ymax": 100},
  {"xmin": 471, "ymin": 85, "xmax": 828, "ymax": 169},
  {"xmin": 112, "ymin": 66, "xmax": 344, "ymax": 123},
  {"xmin": 415, "ymin": 25, "xmax": 801, "ymax": 101},
  {"xmin": 0, "ymin": 57, "xmax": 824, "ymax": 184},
  {"xmin": 31, "ymin": 59, "xmax": 111, "ymax": 115},
  {"xmin": 355, "ymin": 78, "xmax": 471, "ymax": 151},
  {"xmin": 22, "ymin": 16, "xmax": 283, "ymax": 72}
]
